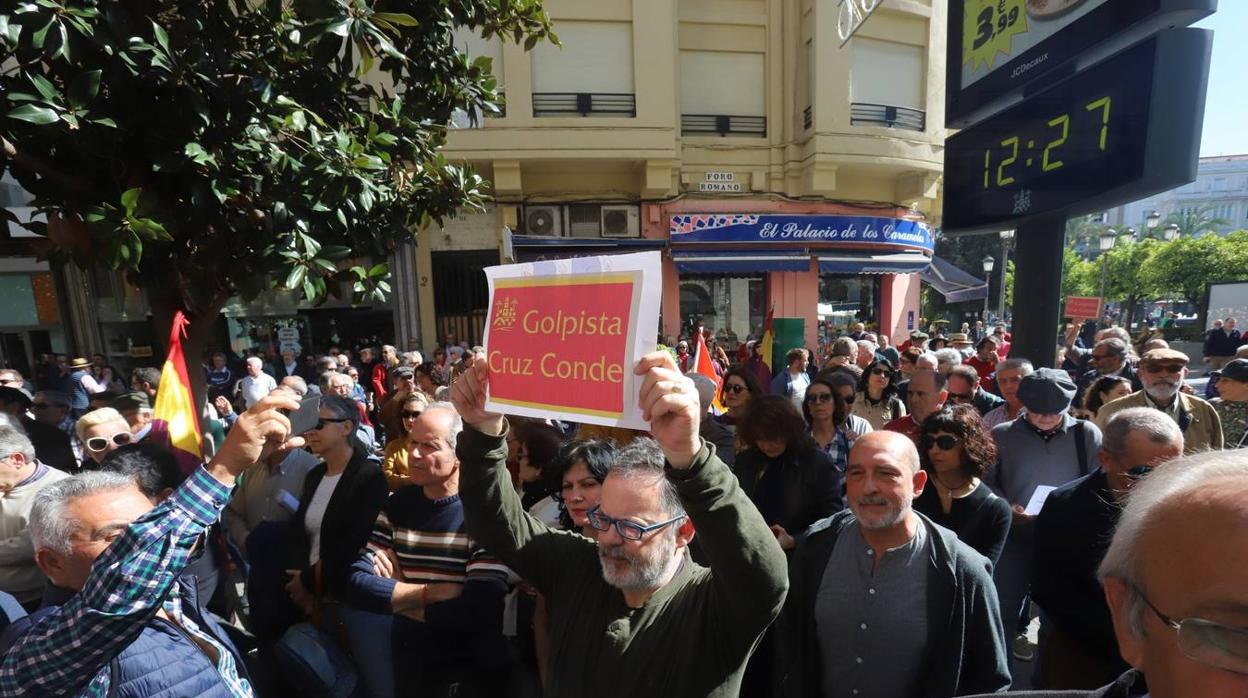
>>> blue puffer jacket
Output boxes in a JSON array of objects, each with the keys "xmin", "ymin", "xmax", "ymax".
[{"xmin": 0, "ymin": 578, "xmax": 249, "ymax": 697}]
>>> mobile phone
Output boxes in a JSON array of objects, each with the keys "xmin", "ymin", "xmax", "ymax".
[{"xmin": 286, "ymin": 393, "xmax": 322, "ymax": 435}]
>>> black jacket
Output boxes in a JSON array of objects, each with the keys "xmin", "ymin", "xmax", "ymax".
[
  {"xmin": 733, "ymin": 445, "xmax": 842, "ymax": 535},
  {"xmin": 22, "ymin": 418, "xmax": 75, "ymax": 473},
  {"xmin": 1075, "ymin": 364, "xmax": 1142, "ymax": 407},
  {"xmin": 776, "ymin": 511, "xmax": 1012, "ymax": 698},
  {"xmin": 962, "ymin": 670, "xmax": 1144, "ymax": 697},
  {"xmin": 288, "ymin": 449, "xmax": 388, "ymax": 597},
  {"xmin": 1032, "ymin": 469, "xmax": 1129, "ymax": 677}
]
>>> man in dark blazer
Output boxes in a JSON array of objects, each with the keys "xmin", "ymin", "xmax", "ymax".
[{"xmin": 965, "ymin": 448, "xmax": 1248, "ymax": 698}]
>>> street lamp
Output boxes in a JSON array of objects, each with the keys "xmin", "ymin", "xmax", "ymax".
[
  {"xmin": 1099, "ymin": 228, "xmax": 1117, "ymax": 302},
  {"xmin": 1146, "ymin": 210, "xmax": 1161, "ymax": 231},
  {"xmin": 1125, "ymin": 226, "xmax": 1138, "ymax": 242},
  {"xmin": 982, "ymin": 255, "xmax": 995, "ymax": 322},
  {"xmin": 997, "ymin": 229, "xmax": 1015, "ymax": 321},
  {"xmin": 1163, "ymin": 223, "xmax": 1180, "ymax": 241}
]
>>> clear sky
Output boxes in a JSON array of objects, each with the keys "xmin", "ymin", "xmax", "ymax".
[{"xmin": 1194, "ymin": 4, "xmax": 1247, "ymax": 156}]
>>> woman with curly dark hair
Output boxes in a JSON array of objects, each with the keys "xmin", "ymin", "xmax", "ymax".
[
  {"xmin": 913, "ymin": 404, "xmax": 1012, "ymax": 564},
  {"xmin": 735, "ymin": 395, "xmax": 843, "ymax": 550},
  {"xmin": 856, "ymin": 357, "xmax": 907, "ymax": 430},
  {"xmin": 1082, "ymin": 374, "xmax": 1133, "ymax": 420},
  {"xmin": 551, "ymin": 439, "xmax": 618, "ymax": 536},
  {"xmin": 715, "ymin": 364, "xmax": 764, "ymax": 426}
]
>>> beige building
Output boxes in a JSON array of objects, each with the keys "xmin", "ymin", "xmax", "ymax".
[{"xmin": 398, "ymin": 0, "xmax": 950, "ymax": 355}]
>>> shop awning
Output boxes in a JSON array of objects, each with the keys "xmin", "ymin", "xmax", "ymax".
[
  {"xmin": 816, "ymin": 251, "xmax": 932, "ymax": 275},
  {"xmin": 920, "ymin": 255, "xmax": 990, "ymax": 302},
  {"xmin": 670, "ymin": 250, "xmax": 811, "ymax": 274},
  {"xmin": 509, "ymin": 234, "xmax": 666, "ymax": 263}
]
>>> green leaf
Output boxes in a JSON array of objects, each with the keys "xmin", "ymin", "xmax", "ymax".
[
  {"xmin": 352, "ymin": 155, "xmax": 385, "ymax": 170},
  {"xmin": 89, "ymin": 116, "xmax": 117, "ymax": 128},
  {"xmin": 151, "ymin": 21, "xmax": 170, "ymax": 54},
  {"xmin": 121, "ymin": 188, "xmax": 141, "ymax": 215},
  {"xmin": 371, "ymin": 12, "xmax": 418, "ymax": 27},
  {"xmin": 285, "ymin": 265, "xmax": 306, "ymax": 290},
  {"xmin": 31, "ymin": 16, "xmax": 53, "ymax": 49},
  {"xmin": 327, "ymin": 18, "xmax": 351, "ymax": 37},
  {"xmin": 302, "ymin": 278, "xmax": 316, "ymax": 300},
  {"xmin": 313, "ymin": 258, "xmax": 337, "ymax": 273},
  {"xmin": 368, "ymin": 263, "xmax": 388, "ymax": 278},
  {"xmin": 27, "ymin": 72, "xmax": 58, "ymax": 101},
  {"xmin": 7, "ymin": 104, "xmax": 58, "ymax": 124}
]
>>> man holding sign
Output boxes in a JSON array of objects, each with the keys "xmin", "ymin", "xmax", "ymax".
[{"xmin": 450, "ymin": 351, "xmax": 788, "ymax": 697}]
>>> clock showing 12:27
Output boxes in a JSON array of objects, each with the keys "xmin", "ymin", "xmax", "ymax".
[{"xmin": 943, "ymin": 32, "xmax": 1163, "ymax": 232}]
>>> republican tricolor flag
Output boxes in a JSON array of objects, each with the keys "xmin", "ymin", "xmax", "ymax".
[{"xmin": 152, "ymin": 311, "xmax": 204, "ymax": 474}]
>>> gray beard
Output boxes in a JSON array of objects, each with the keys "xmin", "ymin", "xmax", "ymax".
[{"xmin": 598, "ymin": 534, "xmax": 676, "ymax": 592}]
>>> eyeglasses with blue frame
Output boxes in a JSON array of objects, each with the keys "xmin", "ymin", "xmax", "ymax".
[{"xmin": 586, "ymin": 505, "xmax": 686, "ymax": 541}]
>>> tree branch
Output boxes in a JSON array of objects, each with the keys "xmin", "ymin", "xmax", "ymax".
[{"xmin": 1, "ymin": 135, "xmax": 95, "ymax": 195}]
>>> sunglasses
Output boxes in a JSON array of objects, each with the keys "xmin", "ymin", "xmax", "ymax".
[
  {"xmin": 947, "ymin": 392, "xmax": 973, "ymax": 403},
  {"xmin": 30, "ymin": 403, "xmax": 57, "ymax": 410},
  {"xmin": 871, "ymin": 368, "xmax": 893, "ymax": 377},
  {"xmin": 313, "ymin": 417, "xmax": 351, "ymax": 430},
  {"xmin": 921, "ymin": 434, "xmax": 960, "ymax": 451},
  {"xmin": 1145, "ymin": 363, "xmax": 1186, "ymax": 374},
  {"xmin": 86, "ymin": 431, "xmax": 132, "ymax": 452},
  {"xmin": 724, "ymin": 383, "xmax": 747, "ymax": 395},
  {"xmin": 839, "ymin": 393, "xmax": 855, "ymax": 405},
  {"xmin": 806, "ymin": 392, "xmax": 835, "ymax": 404},
  {"xmin": 401, "ymin": 410, "xmax": 423, "ymax": 419}
]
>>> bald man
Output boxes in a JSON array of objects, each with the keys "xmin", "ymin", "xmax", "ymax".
[{"xmin": 776, "ymin": 431, "xmax": 1011, "ymax": 698}]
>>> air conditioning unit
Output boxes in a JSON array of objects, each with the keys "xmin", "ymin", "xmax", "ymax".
[
  {"xmin": 523, "ymin": 205, "xmax": 564, "ymax": 236},
  {"xmin": 567, "ymin": 204, "xmax": 601, "ymax": 237},
  {"xmin": 600, "ymin": 205, "xmax": 640, "ymax": 238}
]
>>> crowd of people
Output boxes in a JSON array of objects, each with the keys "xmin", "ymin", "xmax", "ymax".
[{"xmin": 0, "ymin": 318, "xmax": 1244, "ymax": 698}]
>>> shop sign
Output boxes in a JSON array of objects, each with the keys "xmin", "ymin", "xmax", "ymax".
[
  {"xmin": 698, "ymin": 172, "xmax": 743, "ymax": 193},
  {"xmin": 670, "ymin": 214, "xmax": 934, "ymax": 252},
  {"xmin": 129, "ymin": 346, "xmax": 154, "ymax": 358},
  {"xmin": 483, "ymin": 251, "xmax": 661, "ymax": 429},
  {"xmin": 277, "ymin": 327, "xmax": 300, "ymax": 341}
]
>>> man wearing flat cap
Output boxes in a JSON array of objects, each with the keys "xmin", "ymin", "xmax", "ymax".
[
  {"xmin": 1095, "ymin": 348, "xmax": 1223, "ymax": 453},
  {"xmin": 988, "ymin": 367, "xmax": 1102, "ymax": 662},
  {"xmin": 113, "ymin": 391, "xmax": 154, "ymax": 442}
]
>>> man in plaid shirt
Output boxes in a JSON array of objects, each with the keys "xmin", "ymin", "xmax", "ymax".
[{"xmin": 0, "ymin": 393, "xmax": 304, "ymax": 697}]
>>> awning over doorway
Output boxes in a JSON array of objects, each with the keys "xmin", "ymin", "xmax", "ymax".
[
  {"xmin": 670, "ymin": 250, "xmax": 810, "ymax": 274},
  {"xmin": 509, "ymin": 234, "xmax": 666, "ymax": 263},
  {"xmin": 920, "ymin": 255, "xmax": 989, "ymax": 302},
  {"xmin": 816, "ymin": 251, "xmax": 931, "ymax": 275}
]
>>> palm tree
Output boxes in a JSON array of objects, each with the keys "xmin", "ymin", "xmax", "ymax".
[{"xmin": 1163, "ymin": 203, "xmax": 1231, "ymax": 238}]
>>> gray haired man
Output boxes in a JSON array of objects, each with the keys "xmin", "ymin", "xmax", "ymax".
[
  {"xmin": 1031, "ymin": 408, "xmax": 1183, "ymax": 689},
  {"xmin": 965, "ymin": 448, "xmax": 1248, "ymax": 698},
  {"xmin": 0, "ymin": 424, "xmax": 69, "ymax": 608}
]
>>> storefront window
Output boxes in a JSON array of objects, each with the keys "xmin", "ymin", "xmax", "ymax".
[
  {"xmin": 678, "ymin": 275, "xmax": 763, "ymax": 351},
  {"xmin": 819, "ymin": 275, "xmax": 878, "ymax": 340}
]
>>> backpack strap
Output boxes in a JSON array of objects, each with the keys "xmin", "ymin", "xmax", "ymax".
[{"xmin": 1073, "ymin": 420, "xmax": 1090, "ymax": 477}]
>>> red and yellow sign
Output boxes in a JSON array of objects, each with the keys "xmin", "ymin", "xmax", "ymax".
[{"xmin": 483, "ymin": 252, "xmax": 661, "ymax": 428}]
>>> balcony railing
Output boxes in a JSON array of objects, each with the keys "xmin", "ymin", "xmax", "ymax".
[
  {"xmin": 803, "ymin": 105, "xmax": 813, "ymax": 130},
  {"xmin": 849, "ymin": 102, "xmax": 925, "ymax": 131},
  {"xmin": 680, "ymin": 114, "xmax": 767, "ymax": 138},
  {"xmin": 532, "ymin": 92, "xmax": 636, "ymax": 117}
]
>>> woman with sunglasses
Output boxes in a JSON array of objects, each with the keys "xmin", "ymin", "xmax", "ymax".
[
  {"xmin": 913, "ymin": 405, "xmax": 1011, "ymax": 565},
  {"xmin": 715, "ymin": 365, "xmax": 764, "ymax": 426},
  {"xmin": 800, "ymin": 377, "xmax": 856, "ymax": 472},
  {"xmin": 286, "ymin": 395, "xmax": 388, "ymax": 623},
  {"xmin": 735, "ymin": 394, "xmax": 843, "ymax": 550},
  {"xmin": 74, "ymin": 407, "xmax": 133, "ymax": 469},
  {"xmin": 381, "ymin": 391, "xmax": 431, "ymax": 491},
  {"xmin": 856, "ymin": 358, "xmax": 907, "ymax": 430}
]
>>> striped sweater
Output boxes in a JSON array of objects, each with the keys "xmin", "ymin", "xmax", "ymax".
[{"xmin": 344, "ymin": 486, "xmax": 512, "ymax": 683}]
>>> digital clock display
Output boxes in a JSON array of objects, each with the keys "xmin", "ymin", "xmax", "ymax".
[{"xmin": 942, "ymin": 31, "xmax": 1210, "ymax": 233}]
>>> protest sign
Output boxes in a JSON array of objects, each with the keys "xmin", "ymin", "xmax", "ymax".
[{"xmin": 483, "ymin": 251, "xmax": 661, "ymax": 429}]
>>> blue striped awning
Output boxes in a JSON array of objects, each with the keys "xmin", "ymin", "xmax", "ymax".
[
  {"xmin": 671, "ymin": 250, "xmax": 811, "ymax": 274},
  {"xmin": 817, "ymin": 251, "xmax": 931, "ymax": 275}
]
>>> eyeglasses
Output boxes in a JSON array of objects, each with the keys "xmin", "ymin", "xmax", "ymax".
[
  {"xmin": 921, "ymin": 434, "xmax": 961, "ymax": 451},
  {"xmin": 871, "ymin": 368, "xmax": 893, "ymax": 377},
  {"xmin": 947, "ymin": 392, "xmax": 973, "ymax": 403},
  {"xmin": 86, "ymin": 431, "xmax": 132, "ymax": 452},
  {"xmin": 806, "ymin": 392, "xmax": 835, "ymax": 404},
  {"xmin": 586, "ymin": 505, "xmax": 686, "ymax": 541},
  {"xmin": 1125, "ymin": 465, "xmax": 1155, "ymax": 480},
  {"xmin": 1145, "ymin": 363, "xmax": 1186, "ymax": 374},
  {"xmin": 30, "ymin": 403, "xmax": 56, "ymax": 410},
  {"xmin": 1132, "ymin": 585, "xmax": 1248, "ymax": 675},
  {"xmin": 313, "ymin": 418, "xmax": 350, "ymax": 430},
  {"xmin": 401, "ymin": 410, "xmax": 423, "ymax": 419},
  {"xmin": 838, "ymin": 393, "xmax": 855, "ymax": 405},
  {"xmin": 724, "ymin": 383, "xmax": 747, "ymax": 395}
]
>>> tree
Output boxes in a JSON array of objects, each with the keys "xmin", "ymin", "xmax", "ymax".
[
  {"xmin": 1, "ymin": 0, "xmax": 554, "ymax": 399},
  {"xmin": 1163, "ymin": 203, "xmax": 1230, "ymax": 238},
  {"xmin": 1100, "ymin": 238, "xmax": 1160, "ymax": 329}
]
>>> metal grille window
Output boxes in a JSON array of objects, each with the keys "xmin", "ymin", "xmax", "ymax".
[
  {"xmin": 531, "ymin": 21, "xmax": 634, "ymax": 117},
  {"xmin": 850, "ymin": 37, "xmax": 925, "ymax": 132},
  {"xmin": 680, "ymin": 50, "xmax": 766, "ymax": 138}
]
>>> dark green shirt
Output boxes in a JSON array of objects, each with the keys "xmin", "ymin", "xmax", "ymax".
[{"xmin": 456, "ymin": 425, "xmax": 789, "ymax": 698}]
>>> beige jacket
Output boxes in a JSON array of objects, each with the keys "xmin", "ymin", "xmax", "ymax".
[{"xmin": 1095, "ymin": 391, "xmax": 1224, "ymax": 453}]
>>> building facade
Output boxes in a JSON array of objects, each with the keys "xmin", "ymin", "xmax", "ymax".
[
  {"xmin": 1102, "ymin": 154, "xmax": 1248, "ymax": 235},
  {"xmin": 408, "ymin": 0, "xmax": 952, "ymax": 352}
]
